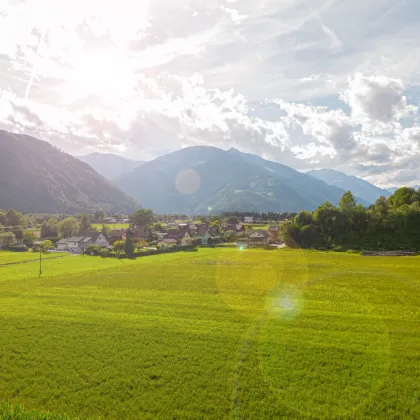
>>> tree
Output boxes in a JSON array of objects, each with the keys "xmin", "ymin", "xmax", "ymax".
[
  {"xmin": 0, "ymin": 232, "xmax": 16, "ymax": 248},
  {"xmin": 101, "ymin": 224, "xmax": 110, "ymax": 236},
  {"xmin": 124, "ymin": 237, "xmax": 135, "ymax": 257},
  {"xmin": 6, "ymin": 209, "xmax": 23, "ymax": 227},
  {"xmin": 224, "ymin": 230, "xmax": 236, "ymax": 242},
  {"xmin": 339, "ymin": 191, "xmax": 357, "ymax": 216},
  {"xmin": 153, "ymin": 223, "xmax": 164, "ymax": 232},
  {"xmin": 280, "ymin": 221, "xmax": 301, "ymax": 247},
  {"xmin": 41, "ymin": 240, "xmax": 53, "ymax": 252},
  {"xmin": 113, "ymin": 240, "xmax": 125, "ymax": 252},
  {"xmin": 227, "ymin": 216, "xmax": 240, "ymax": 224},
  {"xmin": 80, "ymin": 214, "xmax": 91, "ymax": 231},
  {"xmin": 94, "ymin": 210, "xmax": 106, "ymax": 222},
  {"xmin": 129, "ymin": 209, "xmax": 154, "ymax": 226},
  {"xmin": 23, "ymin": 229, "xmax": 37, "ymax": 246},
  {"xmin": 295, "ymin": 211, "xmax": 313, "ymax": 227},
  {"xmin": 389, "ymin": 188, "xmax": 419, "ymax": 208},
  {"xmin": 57, "ymin": 217, "xmax": 80, "ymax": 238}
]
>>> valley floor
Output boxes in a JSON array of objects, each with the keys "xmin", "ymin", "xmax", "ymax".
[{"xmin": 0, "ymin": 249, "xmax": 419, "ymax": 419}]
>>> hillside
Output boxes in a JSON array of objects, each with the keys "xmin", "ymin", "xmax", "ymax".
[
  {"xmin": 117, "ymin": 146, "xmax": 364, "ymax": 213},
  {"xmin": 0, "ymin": 131, "xmax": 138, "ymax": 213},
  {"xmin": 307, "ymin": 169, "xmax": 390, "ymax": 203},
  {"xmin": 78, "ymin": 153, "xmax": 144, "ymax": 180}
]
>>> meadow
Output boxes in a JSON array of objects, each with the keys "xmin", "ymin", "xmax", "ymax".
[
  {"xmin": 0, "ymin": 251, "xmax": 69, "ymax": 265},
  {"xmin": 91, "ymin": 224, "xmax": 129, "ymax": 231},
  {"xmin": 0, "ymin": 248, "xmax": 419, "ymax": 419}
]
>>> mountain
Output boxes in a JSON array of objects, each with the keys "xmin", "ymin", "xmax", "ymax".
[
  {"xmin": 117, "ymin": 146, "xmax": 366, "ymax": 214},
  {"xmin": 0, "ymin": 131, "xmax": 138, "ymax": 213},
  {"xmin": 78, "ymin": 153, "xmax": 144, "ymax": 180},
  {"xmin": 307, "ymin": 169, "xmax": 391, "ymax": 204}
]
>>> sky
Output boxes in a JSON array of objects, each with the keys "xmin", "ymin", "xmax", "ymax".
[{"xmin": 1, "ymin": 0, "xmax": 420, "ymax": 187}]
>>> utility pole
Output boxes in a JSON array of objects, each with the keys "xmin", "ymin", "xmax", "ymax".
[{"xmin": 39, "ymin": 246, "xmax": 42, "ymax": 276}]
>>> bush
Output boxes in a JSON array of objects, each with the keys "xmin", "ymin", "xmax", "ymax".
[
  {"xmin": 333, "ymin": 245, "xmax": 345, "ymax": 252},
  {"xmin": 99, "ymin": 248, "xmax": 111, "ymax": 258},
  {"xmin": 86, "ymin": 245, "xmax": 102, "ymax": 256},
  {"xmin": 8, "ymin": 245, "xmax": 28, "ymax": 252},
  {"xmin": 346, "ymin": 249, "xmax": 358, "ymax": 254}
]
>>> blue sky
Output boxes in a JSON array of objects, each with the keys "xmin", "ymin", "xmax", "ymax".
[{"xmin": 1, "ymin": 0, "xmax": 420, "ymax": 186}]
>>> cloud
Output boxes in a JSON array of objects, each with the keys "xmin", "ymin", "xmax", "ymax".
[
  {"xmin": 340, "ymin": 73, "xmax": 418, "ymax": 134},
  {"xmin": 2, "ymin": 0, "xmax": 420, "ymax": 187}
]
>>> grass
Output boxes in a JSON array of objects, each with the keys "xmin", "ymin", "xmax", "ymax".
[
  {"xmin": 0, "ymin": 251, "xmax": 69, "ymax": 265},
  {"xmin": 0, "ymin": 249, "xmax": 419, "ymax": 419},
  {"xmin": 91, "ymin": 224, "xmax": 129, "ymax": 231}
]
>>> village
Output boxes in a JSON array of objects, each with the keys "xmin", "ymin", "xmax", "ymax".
[{"xmin": 55, "ymin": 219, "xmax": 284, "ymax": 254}]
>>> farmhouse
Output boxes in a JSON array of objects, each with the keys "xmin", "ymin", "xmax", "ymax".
[
  {"xmin": 124, "ymin": 225, "xmax": 149, "ymax": 241},
  {"xmin": 247, "ymin": 229, "xmax": 268, "ymax": 246},
  {"xmin": 56, "ymin": 231, "xmax": 110, "ymax": 252},
  {"xmin": 244, "ymin": 216, "xmax": 254, "ymax": 223},
  {"xmin": 157, "ymin": 238, "xmax": 178, "ymax": 248},
  {"xmin": 166, "ymin": 224, "xmax": 193, "ymax": 246},
  {"xmin": 108, "ymin": 229, "xmax": 126, "ymax": 241},
  {"xmin": 79, "ymin": 231, "xmax": 110, "ymax": 247},
  {"xmin": 56, "ymin": 236, "xmax": 91, "ymax": 252},
  {"xmin": 267, "ymin": 225, "xmax": 281, "ymax": 243}
]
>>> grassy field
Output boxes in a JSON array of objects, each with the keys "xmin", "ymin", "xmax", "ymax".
[
  {"xmin": 0, "ymin": 251, "xmax": 69, "ymax": 265},
  {"xmin": 91, "ymin": 223, "xmax": 129, "ymax": 231},
  {"xmin": 0, "ymin": 248, "xmax": 419, "ymax": 419}
]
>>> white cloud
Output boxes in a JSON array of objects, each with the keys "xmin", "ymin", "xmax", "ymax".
[{"xmin": 2, "ymin": 0, "xmax": 420, "ymax": 186}]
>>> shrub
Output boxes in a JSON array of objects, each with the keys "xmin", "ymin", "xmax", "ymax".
[{"xmin": 99, "ymin": 248, "xmax": 111, "ymax": 258}]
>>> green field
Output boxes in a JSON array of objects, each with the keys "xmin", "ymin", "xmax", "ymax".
[
  {"xmin": 0, "ymin": 249, "xmax": 419, "ymax": 419},
  {"xmin": 0, "ymin": 251, "xmax": 69, "ymax": 265},
  {"xmin": 91, "ymin": 223, "xmax": 129, "ymax": 231}
]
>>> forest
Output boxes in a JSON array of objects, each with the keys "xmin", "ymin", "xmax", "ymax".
[{"xmin": 281, "ymin": 187, "xmax": 420, "ymax": 251}]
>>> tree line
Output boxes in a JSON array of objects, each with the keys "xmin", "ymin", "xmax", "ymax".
[{"xmin": 281, "ymin": 188, "xmax": 420, "ymax": 251}]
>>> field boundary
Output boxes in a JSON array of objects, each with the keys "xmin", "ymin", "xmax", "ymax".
[{"xmin": 0, "ymin": 254, "xmax": 73, "ymax": 267}]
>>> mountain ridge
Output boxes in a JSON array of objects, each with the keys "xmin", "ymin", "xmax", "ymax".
[
  {"xmin": 78, "ymin": 153, "xmax": 144, "ymax": 180},
  {"xmin": 307, "ymin": 169, "xmax": 391, "ymax": 203},
  {"xmin": 0, "ymin": 131, "xmax": 138, "ymax": 213},
  {"xmin": 117, "ymin": 146, "xmax": 368, "ymax": 213}
]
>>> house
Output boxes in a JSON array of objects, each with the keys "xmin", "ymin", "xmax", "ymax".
[
  {"xmin": 124, "ymin": 225, "xmax": 149, "ymax": 241},
  {"xmin": 56, "ymin": 236, "xmax": 91, "ymax": 253},
  {"xmin": 108, "ymin": 229, "xmax": 126, "ymax": 242},
  {"xmin": 244, "ymin": 216, "xmax": 254, "ymax": 223},
  {"xmin": 247, "ymin": 229, "xmax": 268, "ymax": 246},
  {"xmin": 79, "ymin": 231, "xmax": 110, "ymax": 247},
  {"xmin": 267, "ymin": 226, "xmax": 281, "ymax": 243},
  {"xmin": 166, "ymin": 225, "xmax": 193, "ymax": 246},
  {"xmin": 225, "ymin": 223, "xmax": 246, "ymax": 234},
  {"xmin": 157, "ymin": 238, "xmax": 178, "ymax": 248},
  {"xmin": 194, "ymin": 224, "xmax": 212, "ymax": 244},
  {"xmin": 103, "ymin": 217, "xmax": 117, "ymax": 224}
]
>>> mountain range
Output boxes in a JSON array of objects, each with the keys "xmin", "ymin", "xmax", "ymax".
[
  {"xmin": 0, "ymin": 131, "xmax": 137, "ymax": 214},
  {"xmin": 116, "ymin": 146, "xmax": 368, "ymax": 213},
  {"xmin": 78, "ymin": 153, "xmax": 144, "ymax": 180},
  {"xmin": 307, "ymin": 169, "xmax": 391, "ymax": 204}
]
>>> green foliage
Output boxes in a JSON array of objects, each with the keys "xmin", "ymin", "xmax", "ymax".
[
  {"xmin": 79, "ymin": 214, "xmax": 91, "ymax": 231},
  {"xmin": 41, "ymin": 240, "xmax": 53, "ymax": 252},
  {"xmin": 0, "ymin": 231, "xmax": 16, "ymax": 248},
  {"xmin": 0, "ymin": 249, "xmax": 419, "ymax": 419},
  {"xmin": 57, "ymin": 217, "xmax": 80, "ymax": 238},
  {"xmin": 23, "ymin": 229, "xmax": 37, "ymax": 246},
  {"xmin": 6, "ymin": 209, "xmax": 23, "ymax": 226},
  {"xmin": 113, "ymin": 240, "xmax": 125, "ymax": 252},
  {"xmin": 129, "ymin": 209, "xmax": 154, "ymax": 226},
  {"xmin": 281, "ymin": 191, "xmax": 420, "ymax": 251},
  {"xmin": 124, "ymin": 237, "xmax": 135, "ymax": 258}
]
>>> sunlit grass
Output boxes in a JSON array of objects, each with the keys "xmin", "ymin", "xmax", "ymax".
[
  {"xmin": 0, "ymin": 251, "xmax": 69, "ymax": 265},
  {"xmin": 0, "ymin": 249, "xmax": 419, "ymax": 419}
]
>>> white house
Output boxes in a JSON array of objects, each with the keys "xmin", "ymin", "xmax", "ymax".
[
  {"xmin": 158, "ymin": 238, "xmax": 178, "ymax": 248},
  {"xmin": 56, "ymin": 231, "xmax": 110, "ymax": 253},
  {"xmin": 56, "ymin": 237, "xmax": 90, "ymax": 253},
  {"xmin": 244, "ymin": 216, "xmax": 254, "ymax": 223},
  {"xmin": 247, "ymin": 229, "xmax": 268, "ymax": 246}
]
